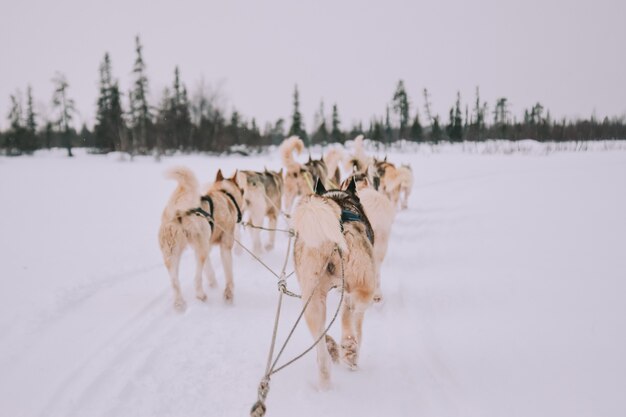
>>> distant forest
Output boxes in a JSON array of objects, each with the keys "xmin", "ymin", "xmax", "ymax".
[{"xmin": 3, "ymin": 36, "xmax": 626, "ymax": 157}]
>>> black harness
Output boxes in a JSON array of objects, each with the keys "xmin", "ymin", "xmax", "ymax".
[
  {"xmin": 340, "ymin": 209, "xmax": 374, "ymax": 245},
  {"xmin": 186, "ymin": 190, "xmax": 242, "ymax": 230},
  {"xmin": 220, "ymin": 190, "xmax": 242, "ymax": 223}
]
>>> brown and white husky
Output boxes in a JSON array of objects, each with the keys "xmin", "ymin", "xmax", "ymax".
[
  {"xmin": 292, "ymin": 178, "xmax": 376, "ymax": 388},
  {"xmin": 236, "ymin": 168, "xmax": 284, "ymax": 253},
  {"xmin": 279, "ymin": 136, "xmax": 330, "ymax": 213},
  {"xmin": 158, "ymin": 167, "xmax": 213, "ymax": 311},
  {"xmin": 200, "ymin": 169, "xmax": 244, "ymax": 302},
  {"xmin": 375, "ymin": 159, "xmax": 413, "ymax": 210}
]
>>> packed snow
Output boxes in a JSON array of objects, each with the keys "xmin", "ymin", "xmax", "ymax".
[{"xmin": 1, "ymin": 142, "xmax": 625, "ymax": 417}]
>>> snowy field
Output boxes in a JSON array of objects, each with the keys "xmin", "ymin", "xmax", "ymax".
[{"xmin": 1, "ymin": 142, "xmax": 625, "ymax": 417}]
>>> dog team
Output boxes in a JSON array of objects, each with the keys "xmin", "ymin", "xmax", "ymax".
[{"xmin": 158, "ymin": 135, "xmax": 413, "ymax": 387}]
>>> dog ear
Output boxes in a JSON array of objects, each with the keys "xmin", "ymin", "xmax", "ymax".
[
  {"xmin": 230, "ymin": 170, "xmax": 238, "ymax": 181},
  {"xmin": 346, "ymin": 176, "xmax": 358, "ymax": 194},
  {"xmin": 314, "ymin": 178, "xmax": 327, "ymax": 195},
  {"xmin": 215, "ymin": 169, "xmax": 224, "ymax": 181},
  {"xmin": 384, "ymin": 155, "xmax": 387, "ymax": 162},
  {"xmin": 278, "ymin": 168, "xmax": 283, "ymax": 176},
  {"xmin": 308, "ymin": 154, "xmax": 312, "ymax": 163}
]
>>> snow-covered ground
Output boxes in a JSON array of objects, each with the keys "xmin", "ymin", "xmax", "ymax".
[{"xmin": 1, "ymin": 143, "xmax": 625, "ymax": 417}]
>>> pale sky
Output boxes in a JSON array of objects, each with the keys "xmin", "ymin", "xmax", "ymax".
[{"xmin": 2, "ymin": 0, "xmax": 625, "ymax": 131}]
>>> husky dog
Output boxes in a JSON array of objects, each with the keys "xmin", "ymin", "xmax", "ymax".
[
  {"xmin": 200, "ymin": 169, "xmax": 244, "ymax": 302},
  {"xmin": 340, "ymin": 164, "xmax": 381, "ymax": 192},
  {"xmin": 375, "ymin": 158, "xmax": 413, "ymax": 209},
  {"xmin": 158, "ymin": 167, "xmax": 213, "ymax": 311},
  {"xmin": 292, "ymin": 178, "xmax": 376, "ymax": 388},
  {"xmin": 236, "ymin": 168, "xmax": 284, "ymax": 253},
  {"xmin": 396, "ymin": 164, "xmax": 414, "ymax": 210},
  {"xmin": 304, "ymin": 154, "xmax": 329, "ymax": 189},
  {"xmin": 279, "ymin": 136, "xmax": 330, "ymax": 212}
]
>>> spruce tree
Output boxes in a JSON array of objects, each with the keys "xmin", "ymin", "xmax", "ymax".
[
  {"xmin": 312, "ymin": 100, "xmax": 329, "ymax": 145},
  {"xmin": 94, "ymin": 53, "xmax": 125, "ymax": 152},
  {"xmin": 23, "ymin": 85, "xmax": 39, "ymax": 152},
  {"xmin": 130, "ymin": 35, "xmax": 151, "ymax": 152},
  {"xmin": 431, "ymin": 116, "xmax": 442, "ymax": 142},
  {"xmin": 409, "ymin": 113, "xmax": 423, "ymax": 142},
  {"xmin": 384, "ymin": 106, "xmax": 393, "ymax": 143},
  {"xmin": 392, "ymin": 80, "xmax": 410, "ymax": 139},
  {"xmin": 51, "ymin": 72, "xmax": 76, "ymax": 157},
  {"xmin": 6, "ymin": 92, "xmax": 25, "ymax": 153},
  {"xmin": 330, "ymin": 103, "xmax": 344, "ymax": 143},
  {"xmin": 449, "ymin": 91, "xmax": 463, "ymax": 141},
  {"xmin": 288, "ymin": 85, "xmax": 307, "ymax": 141}
]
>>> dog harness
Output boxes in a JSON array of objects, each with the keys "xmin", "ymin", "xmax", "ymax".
[
  {"xmin": 220, "ymin": 190, "xmax": 242, "ymax": 223},
  {"xmin": 340, "ymin": 209, "xmax": 374, "ymax": 245}
]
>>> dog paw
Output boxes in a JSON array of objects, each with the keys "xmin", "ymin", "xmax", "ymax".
[
  {"xmin": 264, "ymin": 243, "xmax": 274, "ymax": 251},
  {"xmin": 208, "ymin": 279, "xmax": 218, "ymax": 289},
  {"xmin": 174, "ymin": 298, "xmax": 187, "ymax": 312},
  {"xmin": 341, "ymin": 336, "xmax": 359, "ymax": 370},
  {"xmin": 373, "ymin": 291, "xmax": 383, "ymax": 303},
  {"xmin": 223, "ymin": 287, "xmax": 233, "ymax": 303},
  {"xmin": 196, "ymin": 292, "xmax": 207, "ymax": 302},
  {"xmin": 325, "ymin": 335, "xmax": 339, "ymax": 363}
]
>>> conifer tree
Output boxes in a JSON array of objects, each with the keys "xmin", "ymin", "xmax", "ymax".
[
  {"xmin": 130, "ymin": 35, "xmax": 151, "ymax": 152},
  {"xmin": 410, "ymin": 112, "xmax": 423, "ymax": 142},
  {"xmin": 6, "ymin": 92, "xmax": 25, "ymax": 153},
  {"xmin": 384, "ymin": 106, "xmax": 393, "ymax": 143},
  {"xmin": 448, "ymin": 91, "xmax": 463, "ymax": 141},
  {"xmin": 330, "ymin": 103, "xmax": 344, "ymax": 143},
  {"xmin": 288, "ymin": 85, "xmax": 307, "ymax": 141},
  {"xmin": 51, "ymin": 72, "xmax": 76, "ymax": 157},
  {"xmin": 22, "ymin": 85, "xmax": 39, "ymax": 152},
  {"xmin": 312, "ymin": 100, "xmax": 329, "ymax": 145},
  {"xmin": 392, "ymin": 80, "xmax": 410, "ymax": 139},
  {"xmin": 94, "ymin": 53, "xmax": 125, "ymax": 152}
]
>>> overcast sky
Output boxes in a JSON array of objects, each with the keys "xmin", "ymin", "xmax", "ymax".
[{"xmin": 2, "ymin": 0, "xmax": 625, "ymax": 131}]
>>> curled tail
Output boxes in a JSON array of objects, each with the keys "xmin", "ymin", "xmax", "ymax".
[
  {"xmin": 279, "ymin": 136, "xmax": 305, "ymax": 169},
  {"xmin": 292, "ymin": 195, "xmax": 347, "ymax": 253},
  {"xmin": 165, "ymin": 166, "xmax": 200, "ymax": 194},
  {"xmin": 163, "ymin": 166, "xmax": 201, "ymax": 217},
  {"xmin": 324, "ymin": 147, "xmax": 345, "ymax": 182},
  {"xmin": 353, "ymin": 134, "xmax": 365, "ymax": 160}
]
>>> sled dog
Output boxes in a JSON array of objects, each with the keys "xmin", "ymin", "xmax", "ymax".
[
  {"xmin": 158, "ymin": 167, "xmax": 213, "ymax": 310},
  {"xmin": 236, "ymin": 168, "xmax": 284, "ymax": 253},
  {"xmin": 292, "ymin": 177, "xmax": 376, "ymax": 388}
]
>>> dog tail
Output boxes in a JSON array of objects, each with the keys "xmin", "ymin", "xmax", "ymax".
[
  {"xmin": 279, "ymin": 136, "xmax": 304, "ymax": 168},
  {"xmin": 324, "ymin": 147, "xmax": 344, "ymax": 182},
  {"xmin": 165, "ymin": 166, "xmax": 200, "ymax": 194},
  {"xmin": 292, "ymin": 195, "xmax": 347, "ymax": 253},
  {"xmin": 163, "ymin": 167, "xmax": 202, "ymax": 218},
  {"xmin": 353, "ymin": 134, "xmax": 366, "ymax": 159}
]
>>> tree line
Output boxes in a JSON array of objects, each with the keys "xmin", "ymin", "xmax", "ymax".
[{"xmin": 3, "ymin": 36, "xmax": 625, "ymax": 157}]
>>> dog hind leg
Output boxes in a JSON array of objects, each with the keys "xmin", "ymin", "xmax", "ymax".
[
  {"xmin": 220, "ymin": 242, "xmax": 235, "ymax": 302},
  {"xmin": 192, "ymin": 242, "xmax": 209, "ymax": 302},
  {"xmin": 164, "ymin": 252, "xmax": 186, "ymax": 311},
  {"xmin": 303, "ymin": 292, "xmax": 332, "ymax": 389},
  {"xmin": 203, "ymin": 246, "xmax": 218, "ymax": 288}
]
